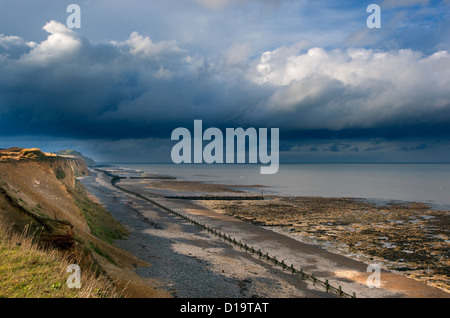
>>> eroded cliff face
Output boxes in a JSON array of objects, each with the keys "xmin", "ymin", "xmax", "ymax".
[
  {"xmin": 51, "ymin": 156, "xmax": 90, "ymax": 188},
  {"xmin": 0, "ymin": 148, "xmax": 160, "ymax": 298},
  {"xmin": 0, "ymin": 148, "xmax": 90, "ymax": 248},
  {"xmin": 0, "ymin": 147, "xmax": 89, "ymax": 185}
]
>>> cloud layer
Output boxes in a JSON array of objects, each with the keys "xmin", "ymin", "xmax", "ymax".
[
  {"xmin": 0, "ymin": 19, "xmax": 449, "ymax": 161},
  {"xmin": 251, "ymin": 46, "xmax": 450, "ymax": 131}
]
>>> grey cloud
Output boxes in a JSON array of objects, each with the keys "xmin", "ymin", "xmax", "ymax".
[
  {"xmin": 0, "ymin": 34, "xmax": 36, "ymax": 58},
  {"xmin": 1, "ymin": 20, "xmax": 450, "ymax": 148},
  {"xmin": 399, "ymin": 143, "xmax": 430, "ymax": 151}
]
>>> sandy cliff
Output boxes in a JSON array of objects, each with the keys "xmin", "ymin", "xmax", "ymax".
[
  {"xmin": 0, "ymin": 148, "xmax": 90, "ymax": 247},
  {"xmin": 0, "ymin": 148, "xmax": 163, "ymax": 297}
]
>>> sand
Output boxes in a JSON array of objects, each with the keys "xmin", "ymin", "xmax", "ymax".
[
  {"xmin": 199, "ymin": 196, "xmax": 450, "ymax": 294},
  {"xmin": 80, "ymin": 168, "xmax": 449, "ymax": 298}
]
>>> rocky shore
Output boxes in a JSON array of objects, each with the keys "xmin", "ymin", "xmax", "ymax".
[
  {"xmin": 82, "ymin": 167, "xmax": 449, "ymax": 298},
  {"xmin": 200, "ymin": 196, "xmax": 449, "ymax": 294}
]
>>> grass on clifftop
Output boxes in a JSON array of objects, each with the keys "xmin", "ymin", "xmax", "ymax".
[{"xmin": 0, "ymin": 221, "xmax": 121, "ymax": 298}]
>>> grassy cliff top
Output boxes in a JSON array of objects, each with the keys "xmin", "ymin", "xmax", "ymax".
[
  {"xmin": 0, "ymin": 148, "xmax": 58, "ymax": 161},
  {"xmin": 0, "ymin": 148, "xmax": 96, "ymax": 167}
]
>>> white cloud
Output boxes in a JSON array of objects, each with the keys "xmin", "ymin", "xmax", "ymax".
[
  {"xmin": 251, "ymin": 45, "xmax": 450, "ymax": 129},
  {"xmin": 21, "ymin": 20, "xmax": 82, "ymax": 64},
  {"xmin": 0, "ymin": 34, "xmax": 36, "ymax": 50},
  {"xmin": 154, "ymin": 65, "xmax": 173, "ymax": 79},
  {"xmin": 114, "ymin": 31, "xmax": 185, "ymax": 59}
]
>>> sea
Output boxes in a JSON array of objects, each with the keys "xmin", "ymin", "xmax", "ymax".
[{"xmin": 103, "ymin": 163, "xmax": 450, "ymax": 210}]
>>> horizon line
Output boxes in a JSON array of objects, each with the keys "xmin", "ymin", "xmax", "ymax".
[{"xmin": 97, "ymin": 161, "xmax": 450, "ymax": 165}]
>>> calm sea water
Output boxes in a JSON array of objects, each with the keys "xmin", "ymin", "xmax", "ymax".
[{"xmin": 108, "ymin": 163, "xmax": 450, "ymax": 209}]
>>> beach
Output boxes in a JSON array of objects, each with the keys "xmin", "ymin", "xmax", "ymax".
[
  {"xmin": 201, "ymin": 196, "xmax": 450, "ymax": 294},
  {"xmin": 80, "ymin": 167, "xmax": 449, "ymax": 298}
]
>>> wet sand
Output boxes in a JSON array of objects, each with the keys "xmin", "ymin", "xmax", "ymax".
[
  {"xmin": 81, "ymin": 168, "xmax": 449, "ymax": 298},
  {"xmin": 200, "ymin": 197, "xmax": 449, "ymax": 294},
  {"xmin": 82, "ymin": 171, "xmax": 329, "ymax": 298}
]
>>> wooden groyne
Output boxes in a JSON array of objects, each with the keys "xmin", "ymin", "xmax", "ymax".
[
  {"xmin": 164, "ymin": 195, "xmax": 264, "ymax": 200},
  {"xmin": 94, "ymin": 168, "xmax": 176, "ymax": 180},
  {"xmin": 129, "ymin": 176, "xmax": 176, "ymax": 180},
  {"xmin": 100, "ymin": 169, "xmax": 356, "ymax": 298}
]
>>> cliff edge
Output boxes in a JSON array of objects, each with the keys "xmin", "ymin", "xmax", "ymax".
[{"xmin": 0, "ymin": 147, "xmax": 163, "ymax": 297}]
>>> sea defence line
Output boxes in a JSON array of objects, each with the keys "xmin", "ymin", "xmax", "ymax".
[
  {"xmin": 164, "ymin": 195, "xmax": 264, "ymax": 200},
  {"xmin": 95, "ymin": 168, "xmax": 357, "ymax": 298}
]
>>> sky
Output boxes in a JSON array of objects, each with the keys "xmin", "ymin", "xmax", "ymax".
[{"xmin": 0, "ymin": 0, "xmax": 449, "ymax": 163}]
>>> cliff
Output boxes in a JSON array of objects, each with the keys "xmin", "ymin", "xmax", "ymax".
[
  {"xmin": 0, "ymin": 147, "xmax": 127, "ymax": 251},
  {"xmin": 0, "ymin": 147, "xmax": 165, "ymax": 298},
  {"xmin": 54, "ymin": 149, "xmax": 96, "ymax": 167},
  {"xmin": 0, "ymin": 148, "xmax": 89, "ymax": 246}
]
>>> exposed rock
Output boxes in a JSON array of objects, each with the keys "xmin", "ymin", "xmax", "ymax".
[{"xmin": 200, "ymin": 196, "xmax": 450, "ymax": 294}]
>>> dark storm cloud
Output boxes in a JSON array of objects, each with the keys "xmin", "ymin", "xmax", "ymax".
[
  {"xmin": 0, "ymin": 21, "xmax": 274, "ymax": 139},
  {"xmin": 0, "ymin": 20, "xmax": 449, "ymax": 148}
]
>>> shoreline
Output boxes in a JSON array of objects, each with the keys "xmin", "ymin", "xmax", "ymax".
[
  {"xmin": 199, "ymin": 195, "xmax": 450, "ymax": 294},
  {"xmin": 81, "ymin": 169, "xmax": 333, "ymax": 298},
  {"xmin": 105, "ymin": 162, "xmax": 450, "ymax": 211},
  {"xmin": 84, "ymin": 166, "xmax": 450, "ymax": 297}
]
